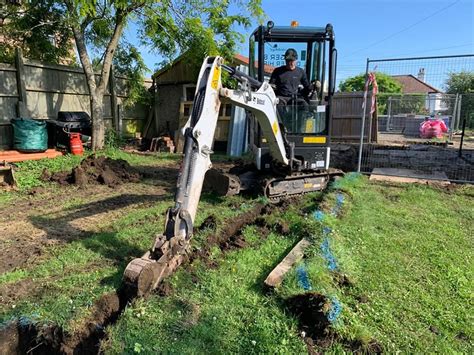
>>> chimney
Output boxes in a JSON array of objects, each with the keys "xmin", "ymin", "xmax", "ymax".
[{"xmin": 417, "ymin": 68, "xmax": 425, "ymax": 82}]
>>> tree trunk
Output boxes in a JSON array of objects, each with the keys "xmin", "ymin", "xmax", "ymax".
[
  {"xmin": 66, "ymin": 2, "xmax": 125, "ymax": 151},
  {"xmin": 91, "ymin": 94, "xmax": 105, "ymax": 150}
]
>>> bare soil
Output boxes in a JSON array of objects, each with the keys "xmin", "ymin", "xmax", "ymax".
[
  {"xmin": 0, "ymin": 161, "xmax": 178, "ymax": 275},
  {"xmin": 285, "ymin": 292, "xmax": 382, "ymax": 353}
]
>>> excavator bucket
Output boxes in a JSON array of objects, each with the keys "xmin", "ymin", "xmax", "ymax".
[{"xmin": 0, "ymin": 163, "xmax": 16, "ymax": 188}]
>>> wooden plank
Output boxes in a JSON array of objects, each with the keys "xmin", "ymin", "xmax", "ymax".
[
  {"xmin": 264, "ymin": 238, "xmax": 311, "ymax": 288},
  {"xmin": 0, "ymin": 149, "xmax": 63, "ymax": 162}
]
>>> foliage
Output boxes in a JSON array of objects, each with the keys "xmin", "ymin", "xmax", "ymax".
[
  {"xmin": 339, "ymin": 72, "xmax": 402, "ymax": 93},
  {"xmin": 339, "ymin": 72, "xmax": 403, "ymax": 114},
  {"xmin": 113, "ymin": 42, "xmax": 152, "ymax": 107},
  {"xmin": 445, "ymin": 71, "xmax": 474, "ymax": 127},
  {"xmin": 0, "ymin": 0, "xmax": 75, "ymax": 64},
  {"xmin": 104, "ymin": 127, "xmax": 124, "ymax": 149}
]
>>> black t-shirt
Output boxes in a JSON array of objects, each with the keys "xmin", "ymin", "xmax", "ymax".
[{"xmin": 269, "ymin": 66, "xmax": 310, "ymax": 97}]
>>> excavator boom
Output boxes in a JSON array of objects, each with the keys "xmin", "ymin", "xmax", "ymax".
[{"xmin": 123, "ymin": 55, "xmax": 340, "ymax": 295}]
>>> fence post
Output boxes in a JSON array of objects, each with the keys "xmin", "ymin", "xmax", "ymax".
[
  {"xmin": 14, "ymin": 48, "xmax": 27, "ymax": 117},
  {"xmin": 449, "ymin": 93, "xmax": 459, "ymax": 140},
  {"xmin": 455, "ymin": 94, "xmax": 462, "ymax": 132},
  {"xmin": 117, "ymin": 104, "xmax": 122, "ymax": 135},
  {"xmin": 357, "ymin": 58, "xmax": 370, "ymax": 173},
  {"xmin": 109, "ymin": 65, "xmax": 119, "ymax": 132}
]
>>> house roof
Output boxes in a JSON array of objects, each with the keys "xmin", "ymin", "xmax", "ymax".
[
  {"xmin": 232, "ymin": 54, "xmax": 275, "ymax": 74},
  {"xmin": 392, "ymin": 75, "xmax": 442, "ymax": 94}
]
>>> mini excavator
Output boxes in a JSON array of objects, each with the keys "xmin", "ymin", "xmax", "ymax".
[{"xmin": 123, "ymin": 22, "xmax": 341, "ymax": 295}]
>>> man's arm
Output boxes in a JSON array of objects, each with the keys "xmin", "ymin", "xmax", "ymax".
[
  {"xmin": 300, "ymin": 68, "xmax": 310, "ymax": 91},
  {"xmin": 269, "ymin": 68, "xmax": 278, "ymax": 86},
  {"xmin": 299, "ymin": 68, "xmax": 311, "ymax": 98}
]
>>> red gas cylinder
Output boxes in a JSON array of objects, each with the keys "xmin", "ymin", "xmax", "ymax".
[{"xmin": 69, "ymin": 133, "xmax": 83, "ymax": 155}]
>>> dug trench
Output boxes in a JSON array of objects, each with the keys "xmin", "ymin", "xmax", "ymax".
[
  {"xmin": 0, "ymin": 203, "xmax": 282, "ymax": 354},
  {"xmin": 284, "ymin": 292, "xmax": 382, "ymax": 354}
]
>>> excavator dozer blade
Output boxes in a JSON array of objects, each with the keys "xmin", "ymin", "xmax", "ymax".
[{"xmin": 203, "ymin": 168, "xmax": 241, "ymax": 196}]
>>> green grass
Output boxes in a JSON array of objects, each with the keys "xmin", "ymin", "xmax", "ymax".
[
  {"xmin": 103, "ymin": 176, "xmax": 473, "ymax": 354},
  {"xmin": 2, "ymin": 148, "xmax": 180, "ymax": 193},
  {"xmin": 103, "ymin": 207, "xmax": 311, "ymax": 354},
  {"xmin": 2, "ymin": 154, "xmax": 472, "ymax": 353},
  {"xmin": 281, "ymin": 177, "xmax": 474, "ymax": 353},
  {"xmin": 0, "ymin": 186, "xmax": 255, "ymax": 333}
]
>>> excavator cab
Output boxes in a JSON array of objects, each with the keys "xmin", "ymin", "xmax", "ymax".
[{"xmin": 248, "ymin": 22, "xmax": 337, "ymax": 171}]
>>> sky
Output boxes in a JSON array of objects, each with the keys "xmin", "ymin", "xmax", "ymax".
[{"xmin": 127, "ymin": 0, "xmax": 473, "ymax": 88}]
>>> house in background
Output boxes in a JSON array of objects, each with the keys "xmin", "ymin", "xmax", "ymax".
[{"xmin": 392, "ymin": 68, "xmax": 449, "ymax": 113}]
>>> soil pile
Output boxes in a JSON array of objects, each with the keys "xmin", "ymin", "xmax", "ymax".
[{"xmin": 42, "ymin": 156, "xmax": 141, "ymax": 187}]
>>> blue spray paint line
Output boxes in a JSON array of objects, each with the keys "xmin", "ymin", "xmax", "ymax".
[
  {"xmin": 296, "ymin": 264, "xmax": 312, "ymax": 291},
  {"xmin": 331, "ymin": 193, "xmax": 345, "ymax": 216},
  {"xmin": 313, "ymin": 210, "xmax": 325, "ymax": 222},
  {"xmin": 346, "ymin": 172, "xmax": 361, "ymax": 181},
  {"xmin": 327, "ymin": 296, "xmax": 342, "ymax": 323},
  {"xmin": 17, "ymin": 313, "xmax": 40, "ymax": 328},
  {"xmin": 332, "ymin": 172, "xmax": 361, "ymax": 189},
  {"xmin": 320, "ymin": 236, "xmax": 338, "ymax": 271}
]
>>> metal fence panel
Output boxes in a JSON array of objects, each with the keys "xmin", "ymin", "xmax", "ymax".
[{"xmin": 358, "ymin": 54, "xmax": 474, "ymax": 183}]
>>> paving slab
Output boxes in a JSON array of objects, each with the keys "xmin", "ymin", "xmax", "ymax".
[{"xmin": 370, "ymin": 168, "xmax": 450, "ymax": 186}]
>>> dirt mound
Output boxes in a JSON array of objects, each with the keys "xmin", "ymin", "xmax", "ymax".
[{"xmin": 43, "ymin": 156, "xmax": 141, "ymax": 187}]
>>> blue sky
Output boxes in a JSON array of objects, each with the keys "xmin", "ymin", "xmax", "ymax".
[{"xmin": 128, "ymin": 0, "xmax": 473, "ymax": 86}]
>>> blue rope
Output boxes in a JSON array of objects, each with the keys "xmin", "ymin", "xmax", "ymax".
[{"xmin": 331, "ymin": 193, "xmax": 345, "ymax": 216}]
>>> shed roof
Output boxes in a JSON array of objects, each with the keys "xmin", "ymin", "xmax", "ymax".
[{"xmin": 153, "ymin": 53, "xmax": 274, "ymax": 81}]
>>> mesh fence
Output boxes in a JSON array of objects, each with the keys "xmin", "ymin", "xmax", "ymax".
[{"xmin": 359, "ymin": 54, "xmax": 474, "ymax": 183}]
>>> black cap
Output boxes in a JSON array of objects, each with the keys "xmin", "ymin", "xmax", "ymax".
[{"xmin": 284, "ymin": 48, "xmax": 298, "ymax": 61}]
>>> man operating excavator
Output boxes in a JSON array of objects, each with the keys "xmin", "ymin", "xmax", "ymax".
[{"xmin": 269, "ymin": 48, "xmax": 311, "ymax": 103}]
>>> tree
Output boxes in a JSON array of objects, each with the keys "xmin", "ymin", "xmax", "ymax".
[
  {"xmin": 339, "ymin": 72, "xmax": 406, "ymax": 114},
  {"xmin": 0, "ymin": 0, "xmax": 75, "ymax": 64},
  {"xmin": 339, "ymin": 72, "xmax": 402, "ymax": 93},
  {"xmin": 445, "ymin": 71, "xmax": 474, "ymax": 127}
]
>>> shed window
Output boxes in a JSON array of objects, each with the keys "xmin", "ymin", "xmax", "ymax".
[{"xmin": 183, "ymin": 85, "xmax": 196, "ymax": 101}]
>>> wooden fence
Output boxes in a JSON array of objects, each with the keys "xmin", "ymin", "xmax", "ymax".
[
  {"xmin": 0, "ymin": 49, "xmax": 151, "ymax": 149},
  {"xmin": 331, "ymin": 92, "xmax": 377, "ymax": 142}
]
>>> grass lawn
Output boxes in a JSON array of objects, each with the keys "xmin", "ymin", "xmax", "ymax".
[
  {"xmin": 102, "ymin": 175, "xmax": 473, "ymax": 354},
  {"xmin": 1, "ymin": 150, "xmax": 472, "ymax": 353}
]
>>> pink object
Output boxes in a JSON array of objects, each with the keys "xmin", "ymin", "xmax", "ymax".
[{"xmin": 420, "ymin": 119, "xmax": 448, "ymax": 139}]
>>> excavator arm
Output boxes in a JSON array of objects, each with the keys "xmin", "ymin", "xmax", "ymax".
[{"xmin": 123, "ymin": 56, "xmax": 292, "ymax": 295}]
